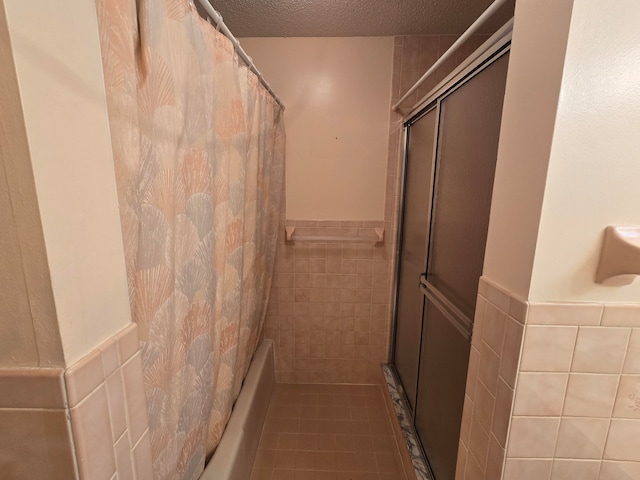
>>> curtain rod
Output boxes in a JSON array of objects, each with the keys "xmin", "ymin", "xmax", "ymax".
[
  {"xmin": 194, "ymin": 0, "xmax": 285, "ymax": 110},
  {"xmin": 392, "ymin": 0, "xmax": 508, "ymax": 112}
]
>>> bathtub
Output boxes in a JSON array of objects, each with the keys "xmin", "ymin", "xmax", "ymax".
[{"xmin": 200, "ymin": 339, "xmax": 275, "ymax": 480}]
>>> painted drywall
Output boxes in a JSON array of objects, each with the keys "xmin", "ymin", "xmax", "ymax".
[
  {"xmin": 528, "ymin": 0, "xmax": 640, "ymax": 302},
  {"xmin": 241, "ymin": 37, "xmax": 393, "ymax": 221},
  {"xmin": 483, "ymin": 0, "xmax": 575, "ymax": 298},
  {"xmin": 0, "ymin": 157, "xmax": 37, "ymax": 367},
  {"xmin": 0, "ymin": 2, "xmax": 63, "ymax": 367},
  {"xmin": 3, "ymin": 0, "xmax": 132, "ymax": 365}
]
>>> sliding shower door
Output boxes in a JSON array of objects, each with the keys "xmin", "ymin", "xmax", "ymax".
[
  {"xmin": 393, "ymin": 107, "xmax": 437, "ymax": 411},
  {"xmin": 392, "ymin": 49, "xmax": 510, "ymax": 480}
]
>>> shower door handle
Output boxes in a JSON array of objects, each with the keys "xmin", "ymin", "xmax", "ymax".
[
  {"xmin": 418, "ymin": 273, "xmax": 428, "ymax": 292},
  {"xmin": 419, "ymin": 274, "xmax": 473, "ymax": 341}
]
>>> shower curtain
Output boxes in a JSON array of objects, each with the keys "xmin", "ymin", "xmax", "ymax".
[{"xmin": 96, "ymin": 0, "xmax": 285, "ymax": 478}]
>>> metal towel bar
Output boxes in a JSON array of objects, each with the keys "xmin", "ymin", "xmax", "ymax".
[{"xmin": 285, "ymin": 226, "xmax": 384, "ymax": 245}]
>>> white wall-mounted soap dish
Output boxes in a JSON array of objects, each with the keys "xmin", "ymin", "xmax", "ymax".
[{"xmin": 595, "ymin": 226, "xmax": 640, "ymax": 286}]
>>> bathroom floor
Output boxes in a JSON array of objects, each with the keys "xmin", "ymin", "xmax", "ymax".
[{"xmin": 250, "ymin": 384, "xmax": 406, "ymax": 480}]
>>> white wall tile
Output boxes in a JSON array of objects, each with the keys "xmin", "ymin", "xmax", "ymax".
[
  {"xmin": 563, "ymin": 374, "xmax": 618, "ymax": 418},
  {"xmin": 604, "ymin": 419, "xmax": 640, "ymax": 462},
  {"xmin": 507, "ymin": 417, "xmax": 560, "ymax": 458},
  {"xmin": 555, "ymin": 417, "xmax": 609, "ymax": 459},
  {"xmin": 513, "ymin": 373, "xmax": 568, "ymax": 416},
  {"xmin": 613, "ymin": 375, "xmax": 640, "ymax": 419},
  {"xmin": 550, "ymin": 459, "xmax": 599, "ymax": 480},
  {"xmin": 70, "ymin": 385, "xmax": 116, "ymax": 479},
  {"xmin": 528, "ymin": 303, "xmax": 602, "ymax": 326},
  {"xmin": 571, "ymin": 327, "xmax": 630, "ymax": 374},
  {"xmin": 520, "ymin": 326, "xmax": 577, "ymax": 372}
]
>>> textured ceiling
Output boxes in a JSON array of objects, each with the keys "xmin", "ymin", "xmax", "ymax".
[{"xmin": 206, "ymin": 0, "xmax": 514, "ymax": 37}]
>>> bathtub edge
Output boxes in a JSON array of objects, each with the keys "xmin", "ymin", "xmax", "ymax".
[{"xmin": 200, "ymin": 339, "xmax": 275, "ymax": 480}]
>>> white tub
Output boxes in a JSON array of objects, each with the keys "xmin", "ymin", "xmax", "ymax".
[{"xmin": 200, "ymin": 339, "xmax": 275, "ymax": 480}]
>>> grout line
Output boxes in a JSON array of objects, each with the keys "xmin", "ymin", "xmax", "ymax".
[
  {"xmin": 619, "ymin": 327, "xmax": 634, "ymax": 376},
  {"xmin": 501, "ymin": 302, "xmax": 527, "ymax": 467}
]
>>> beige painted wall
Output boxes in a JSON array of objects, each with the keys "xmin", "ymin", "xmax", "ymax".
[
  {"xmin": 3, "ymin": 0, "xmax": 132, "ymax": 365},
  {"xmin": 483, "ymin": 0, "xmax": 575, "ymax": 299},
  {"xmin": 528, "ymin": 0, "xmax": 640, "ymax": 302},
  {"xmin": 241, "ymin": 37, "xmax": 393, "ymax": 221},
  {"xmin": 0, "ymin": 2, "xmax": 63, "ymax": 367},
  {"xmin": 485, "ymin": 0, "xmax": 640, "ymax": 303}
]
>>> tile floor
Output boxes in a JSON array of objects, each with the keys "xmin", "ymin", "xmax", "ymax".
[{"xmin": 250, "ymin": 384, "xmax": 406, "ymax": 480}]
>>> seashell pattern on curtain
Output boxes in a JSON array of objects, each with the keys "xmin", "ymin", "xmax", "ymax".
[{"xmin": 95, "ymin": 0, "xmax": 285, "ymax": 477}]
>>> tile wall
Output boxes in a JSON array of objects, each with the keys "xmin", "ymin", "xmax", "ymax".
[
  {"xmin": 264, "ymin": 34, "xmax": 492, "ymax": 386},
  {"xmin": 66, "ymin": 323, "xmax": 153, "ymax": 480},
  {"xmin": 0, "ymin": 368, "xmax": 77, "ymax": 479},
  {"xmin": 0, "ymin": 323, "xmax": 153, "ymax": 479},
  {"xmin": 455, "ymin": 277, "xmax": 526, "ymax": 480},
  {"xmin": 455, "ymin": 277, "xmax": 640, "ymax": 480},
  {"xmin": 265, "ymin": 220, "xmax": 391, "ymax": 384},
  {"xmin": 504, "ymin": 301, "xmax": 640, "ymax": 480}
]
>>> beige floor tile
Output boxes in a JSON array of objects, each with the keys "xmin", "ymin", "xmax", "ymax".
[
  {"xmin": 253, "ymin": 384, "xmax": 404, "ymax": 479},
  {"xmin": 272, "ymin": 470, "xmax": 294, "ymax": 479},
  {"xmin": 316, "ymin": 434, "xmax": 336, "ymax": 451}
]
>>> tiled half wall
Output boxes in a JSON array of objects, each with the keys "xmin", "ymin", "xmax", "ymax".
[
  {"xmin": 0, "ymin": 324, "xmax": 152, "ymax": 480},
  {"xmin": 264, "ymin": 219, "xmax": 392, "ymax": 384},
  {"xmin": 455, "ymin": 277, "xmax": 526, "ymax": 480},
  {"xmin": 457, "ymin": 276, "xmax": 640, "ymax": 480}
]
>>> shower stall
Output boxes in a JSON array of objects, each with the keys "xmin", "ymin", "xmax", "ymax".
[{"xmin": 391, "ymin": 31, "xmax": 511, "ymax": 480}]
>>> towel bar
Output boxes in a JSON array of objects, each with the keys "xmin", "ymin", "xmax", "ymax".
[{"xmin": 285, "ymin": 226, "xmax": 384, "ymax": 245}]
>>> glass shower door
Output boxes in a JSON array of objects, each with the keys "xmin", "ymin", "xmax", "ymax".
[
  {"xmin": 414, "ymin": 52, "xmax": 510, "ymax": 480},
  {"xmin": 392, "ymin": 107, "xmax": 437, "ymax": 411}
]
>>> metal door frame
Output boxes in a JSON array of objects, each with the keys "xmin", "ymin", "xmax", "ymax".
[
  {"xmin": 389, "ymin": 29, "xmax": 513, "ymax": 398},
  {"xmin": 389, "ymin": 43, "xmax": 513, "ymax": 480},
  {"xmin": 389, "ymin": 102, "xmax": 440, "ymax": 413}
]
